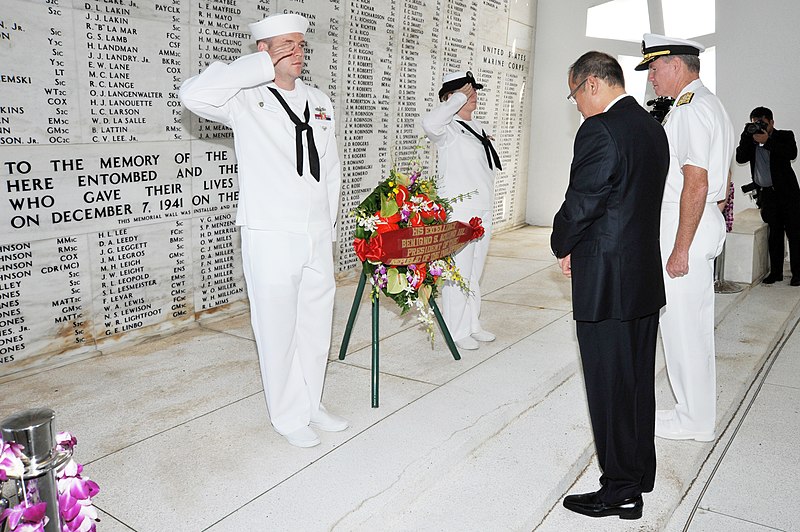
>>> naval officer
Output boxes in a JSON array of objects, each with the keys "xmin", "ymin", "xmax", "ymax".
[
  {"xmin": 422, "ymin": 71, "xmax": 500, "ymax": 350},
  {"xmin": 179, "ymin": 13, "xmax": 348, "ymax": 448},
  {"xmin": 636, "ymin": 33, "xmax": 735, "ymax": 442}
]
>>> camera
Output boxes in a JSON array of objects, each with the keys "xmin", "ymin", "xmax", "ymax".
[
  {"xmin": 647, "ymin": 96, "xmax": 675, "ymax": 124},
  {"xmin": 745, "ymin": 120, "xmax": 768, "ymax": 135},
  {"xmin": 741, "ymin": 181, "xmax": 759, "ymax": 194}
]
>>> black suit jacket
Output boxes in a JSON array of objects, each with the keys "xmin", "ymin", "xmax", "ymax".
[
  {"xmin": 551, "ymin": 96, "xmax": 669, "ymax": 322},
  {"xmin": 735, "ymin": 128, "xmax": 799, "ymax": 198}
]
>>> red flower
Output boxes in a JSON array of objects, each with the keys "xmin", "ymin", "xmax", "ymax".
[
  {"xmin": 434, "ymin": 205, "xmax": 447, "ymax": 222},
  {"xmin": 410, "ymin": 212, "xmax": 424, "ymax": 226},
  {"xmin": 412, "ymin": 263, "xmax": 427, "ymax": 289},
  {"xmin": 420, "ymin": 205, "xmax": 437, "ymax": 220},
  {"xmin": 469, "ymin": 217, "xmax": 485, "ymax": 239},
  {"xmin": 375, "ymin": 210, "xmax": 401, "ymax": 233},
  {"xmin": 394, "ymin": 185, "xmax": 410, "ymax": 206}
]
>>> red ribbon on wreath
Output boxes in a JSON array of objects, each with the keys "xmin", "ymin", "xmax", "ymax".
[
  {"xmin": 353, "ymin": 234, "xmax": 384, "ymax": 262},
  {"xmin": 469, "ymin": 217, "xmax": 485, "ymax": 239}
]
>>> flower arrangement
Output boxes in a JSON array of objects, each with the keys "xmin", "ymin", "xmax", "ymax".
[
  {"xmin": 0, "ymin": 433, "xmax": 100, "ymax": 532},
  {"xmin": 723, "ymin": 180, "xmax": 734, "ymax": 232},
  {"xmin": 351, "ymin": 158, "xmax": 483, "ymax": 340}
]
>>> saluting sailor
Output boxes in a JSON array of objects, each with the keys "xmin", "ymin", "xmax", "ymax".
[
  {"xmin": 636, "ymin": 33, "xmax": 735, "ymax": 442},
  {"xmin": 179, "ymin": 13, "xmax": 348, "ymax": 448},
  {"xmin": 422, "ymin": 71, "xmax": 500, "ymax": 351}
]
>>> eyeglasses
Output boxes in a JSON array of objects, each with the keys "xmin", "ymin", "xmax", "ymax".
[{"xmin": 566, "ymin": 78, "xmax": 588, "ymax": 104}]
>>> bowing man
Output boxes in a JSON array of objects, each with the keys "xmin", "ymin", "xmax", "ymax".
[{"xmin": 552, "ymin": 51, "xmax": 669, "ymax": 520}]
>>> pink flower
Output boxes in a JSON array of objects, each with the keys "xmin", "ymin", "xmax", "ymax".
[
  {"xmin": 58, "ymin": 494, "xmax": 98, "ymax": 532},
  {"xmin": 0, "ymin": 502, "xmax": 48, "ymax": 532},
  {"xmin": 57, "ymin": 476, "xmax": 99, "ymax": 501},
  {"xmin": 56, "ymin": 432, "xmax": 77, "ymax": 452},
  {"xmin": 0, "ymin": 439, "xmax": 25, "ymax": 481}
]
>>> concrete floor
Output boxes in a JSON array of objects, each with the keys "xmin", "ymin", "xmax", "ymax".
[{"xmin": 1, "ymin": 225, "xmax": 798, "ymax": 531}]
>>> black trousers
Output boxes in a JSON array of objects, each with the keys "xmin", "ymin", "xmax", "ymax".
[
  {"xmin": 758, "ymin": 187, "xmax": 800, "ymax": 278},
  {"xmin": 575, "ymin": 311, "xmax": 659, "ymax": 503}
]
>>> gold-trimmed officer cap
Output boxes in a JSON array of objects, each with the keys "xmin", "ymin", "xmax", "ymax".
[{"xmin": 635, "ymin": 33, "xmax": 705, "ymax": 71}]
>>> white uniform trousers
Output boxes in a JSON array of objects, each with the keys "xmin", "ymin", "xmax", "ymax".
[
  {"xmin": 659, "ymin": 202, "xmax": 725, "ymax": 433},
  {"xmin": 441, "ymin": 210, "xmax": 493, "ymax": 341},
  {"xmin": 240, "ymin": 227, "xmax": 335, "ymax": 435}
]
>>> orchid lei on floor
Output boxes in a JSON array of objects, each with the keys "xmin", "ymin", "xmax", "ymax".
[
  {"xmin": 0, "ymin": 432, "xmax": 100, "ymax": 532},
  {"xmin": 351, "ymin": 157, "xmax": 480, "ymax": 341}
]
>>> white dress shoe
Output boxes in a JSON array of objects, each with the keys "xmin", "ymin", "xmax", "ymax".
[
  {"xmin": 310, "ymin": 405, "xmax": 349, "ymax": 432},
  {"xmin": 471, "ymin": 330, "xmax": 496, "ymax": 342},
  {"xmin": 455, "ymin": 336, "xmax": 479, "ymax": 350},
  {"xmin": 281, "ymin": 426, "xmax": 320, "ymax": 448},
  {"xmin": 655, "ymin": 409, "xmax": 714, "ymax": 442}
]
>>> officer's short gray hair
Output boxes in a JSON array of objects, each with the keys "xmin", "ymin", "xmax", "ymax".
[{"xmin": 663, "ymin": 55, "xmax": 701, "ymax": 74}]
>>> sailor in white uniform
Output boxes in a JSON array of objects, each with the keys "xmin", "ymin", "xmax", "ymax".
[
  {"xmin": 179, "ymin": 13, "xmax": 347, "ymax": 448},
  {"xmin": 636, "ymin": 33, "xmax": 735, "ymax": 441},
  {"xmin": 422, "ymin": 71, "xmax": 500, "ymax": 351}
]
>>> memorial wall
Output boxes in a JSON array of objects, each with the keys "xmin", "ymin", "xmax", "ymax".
[{"xmin": 0, "ymin": 0, "xmax": 535, "ymax": 378}]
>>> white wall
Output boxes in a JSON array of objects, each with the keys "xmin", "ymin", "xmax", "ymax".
[
  {"xmin": 717, "ymin": 0, "xmax": 800, "ymax": 210},
  {"xmin": 526, "ymin": 0, "xmax": 800, "ymax": 226}
]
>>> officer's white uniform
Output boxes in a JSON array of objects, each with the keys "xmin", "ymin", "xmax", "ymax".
[
  {"xmin": 422, "ymin": 90, "xmax": 496, "ymax": 343},
  {"xmin": 659, "ymin": 78, "xmax": 735, "ymax": 435},
  {"xmin": 179, "ymin": 46, "xmax": 341, "ymax": 435}
]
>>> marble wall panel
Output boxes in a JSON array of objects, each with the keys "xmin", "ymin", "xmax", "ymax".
[{"xmin": 0, "ymin": 0, "xmax": 535, "ymax": 376}]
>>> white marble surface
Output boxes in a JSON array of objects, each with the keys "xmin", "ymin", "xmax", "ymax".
[
  {"xmin": 697, "ymin": 384, "xmax": 800, "ymax": 531},
  {"xmin": 725, "ymin": 207, "xmax": 770, "ymax": 283},
  {"xmin": 686, "ymin": 509, "xmax": 779, "ymax": 532}
]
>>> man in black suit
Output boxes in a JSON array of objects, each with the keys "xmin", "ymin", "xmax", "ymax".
[
  {"xmin": 736, "ymin": 106, "xmax": 800, "ymax": 285},
  {"xmin": 551, "ymin": 51, "xmax": 669, "ymax": 520}
]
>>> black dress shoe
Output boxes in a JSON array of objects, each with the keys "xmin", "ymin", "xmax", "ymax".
[
  {"xmin": 763, "ymin": 274, "xmax": 783, "ymax": 285},
  {"xmin": 791, "ymin": 277, "xmax": 800, "ymax": 286},
  {"xmin": 563, "ymin": 491, "xmax": 643, "ymax": 520}
]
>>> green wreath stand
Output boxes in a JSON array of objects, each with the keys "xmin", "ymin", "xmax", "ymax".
[{"xmin": 338, "ymin": 263, "xmax": 461, "ymax": 408}]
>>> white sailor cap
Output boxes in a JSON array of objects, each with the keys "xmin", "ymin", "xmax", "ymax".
[
  {"xmin": 439, "ymin": 71, "xmax": 483, "ymax": 100},
  {"xmin": 635, "ymin": 33, "xmax": 705, "ymax": 71},
  {"xmin": 249, "ymin": 13, "xmax": 308, "ymax": 41}
]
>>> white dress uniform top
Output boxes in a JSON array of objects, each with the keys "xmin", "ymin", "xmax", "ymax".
[
  {"xmin": 422, "ymin": 90, "xmax": 496, "ymax": 344},
  {"xmin": 179, "ymin": 45, "xmax": 341, "ymax": 435},
  {"xmin": 659, "ymin": 78, "xmax": 735, "ymax": 436}
]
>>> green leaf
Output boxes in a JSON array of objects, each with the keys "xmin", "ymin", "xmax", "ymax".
[
  {"xmin": 386, "ymin": 267, "xmax": 408, "ymax": 294},
  {"xmin": 418, "ymin": 284, "xmax": 432, "ymax": 306},
  {"xmin": 380, "ymin": 193, "xmax": 399, "ymax": 217}
]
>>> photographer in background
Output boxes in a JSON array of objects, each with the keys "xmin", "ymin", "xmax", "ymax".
[{"xmin": 736, "ymin": 107, "xmax": 800, "ymax": 285}]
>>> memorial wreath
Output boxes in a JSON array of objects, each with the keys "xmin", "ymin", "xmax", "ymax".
[{"xmin": 351, "ymin": 159, "xmax": 484, "ymax": 341}]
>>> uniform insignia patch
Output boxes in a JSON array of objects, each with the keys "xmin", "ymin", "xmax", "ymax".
[
  {"xmin": 676, "ymin": 92, "xmax": 694, "ymax": 106},
  {"xmin": 314, "ymin": 106, "xmax": 331, "ymax": 120}
]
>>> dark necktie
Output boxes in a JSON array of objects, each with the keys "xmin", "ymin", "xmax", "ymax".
[
  {"xmin": 457, "ymin": 120, "xmax": 502, "ymax": 171},
  {"xmin": 267, "ymin": 87, "xmax": 320, "ymax": 181}
]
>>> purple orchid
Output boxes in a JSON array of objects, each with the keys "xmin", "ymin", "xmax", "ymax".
[
  {"xmin": 58, "ymin": 491, "xmax": 99, "ymax": 532},
  {"xmin": 0, "ymin": 439, "xmax": 25, "ymax": 480},
  {"xmin": 0, "ymin": 502, "xmax": 48, "ymax": 532},
  {"xmin": 55, "ymin": 432, "xmax": 77, "ymax": 452},
  {"xmin": 57, "ymin": 476, "xmax": 99, "ymax": 501}
]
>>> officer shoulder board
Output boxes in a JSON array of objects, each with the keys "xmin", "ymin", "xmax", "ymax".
[{"xmin": 676, "ymin": 92, "xmax": 694, "ymax": 107}]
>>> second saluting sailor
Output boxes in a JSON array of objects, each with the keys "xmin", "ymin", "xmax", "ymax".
[{"xmin": 422, "ymin": 71, "xmax": 500, "ymax": 351}]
